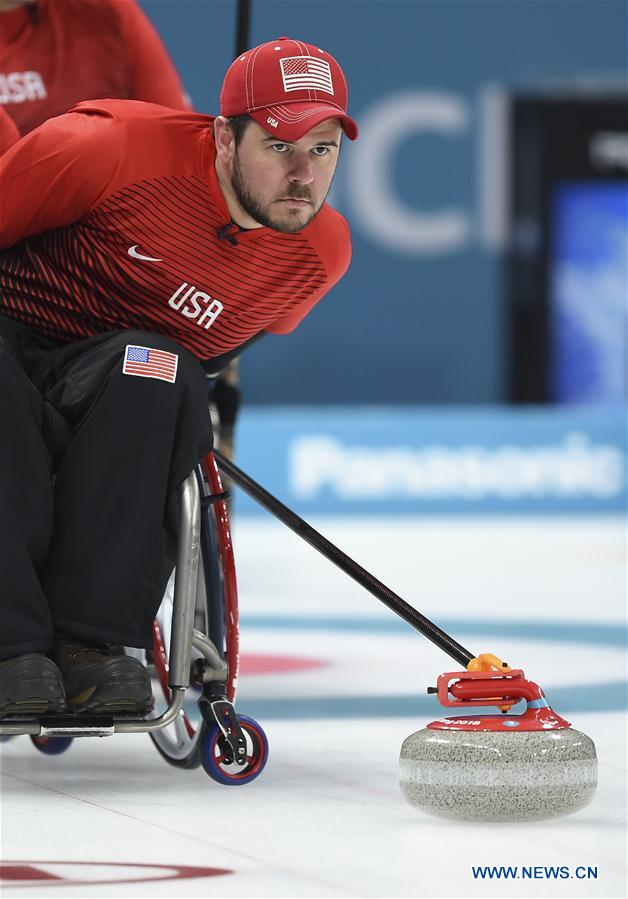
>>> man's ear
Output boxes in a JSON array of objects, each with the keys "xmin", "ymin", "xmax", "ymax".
[{"xmin": 214, "ymin": 116, "xmax": 236, "ymax": 164}]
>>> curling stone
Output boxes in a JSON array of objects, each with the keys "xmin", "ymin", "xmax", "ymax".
[{"xmin": 399, "ymin": 668, "xmax": 597, "ymax": 822}]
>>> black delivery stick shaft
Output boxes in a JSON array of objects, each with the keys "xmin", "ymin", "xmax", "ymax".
[
  {"xmin": 234, "ymin": 0, "xmax": 251, "ymax": 58},
  {"xmin": 214, "ymin": 450, "xmax": 475, "ymax": 668}
]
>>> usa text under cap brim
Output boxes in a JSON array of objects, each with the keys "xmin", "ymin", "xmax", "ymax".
[{"xmin": 248, "ymin": 103, "xmax": 358, "ymax": 141}]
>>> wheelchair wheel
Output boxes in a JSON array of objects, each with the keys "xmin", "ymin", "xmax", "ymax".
[
  {"xmin": 30, "ymin": 735, "xmax": 73, "ymax": 755},
  {"xmin": 150, "ymin": 712, "xmax": 203, "ymax": 768},
  {"xmin": 200, "ymin": 714, "xmax": 268, "ymax": 785}
]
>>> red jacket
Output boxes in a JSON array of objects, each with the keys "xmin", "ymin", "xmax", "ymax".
[
  {"xmin": 0, "ymin": 105, "xmax": 19, "ymax": 153},
  {"xmin": 0, "ymin": 100, "xmax": 351, "ymax": 361}
]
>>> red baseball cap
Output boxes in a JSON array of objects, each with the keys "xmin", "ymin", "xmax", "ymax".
[{"xmin": 220, "ymin": 37, "xmax": 358, "ymax": 141}]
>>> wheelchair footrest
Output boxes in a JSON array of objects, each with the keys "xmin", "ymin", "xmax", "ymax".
[{"xmin": 40, "ymin": 715, "xmax": 115, "ymax": 738}]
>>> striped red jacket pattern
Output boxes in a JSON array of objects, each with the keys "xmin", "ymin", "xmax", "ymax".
[{"xmin": 0, "ymin": 101, "xmax": 351, "ymax": 361}]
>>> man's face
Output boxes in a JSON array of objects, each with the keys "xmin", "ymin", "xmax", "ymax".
[{"xmin": 229, "ymin": 119, "xmax": 342, "ymax": 233}]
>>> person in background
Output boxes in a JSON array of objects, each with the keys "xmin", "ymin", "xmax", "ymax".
[
  {"xmin": 0, "ymin": 104, "xmax": 19, "ymax": 152},
  {"xmin": 0, "ymin": 0, "xmax": 190, "ymax": 136}
]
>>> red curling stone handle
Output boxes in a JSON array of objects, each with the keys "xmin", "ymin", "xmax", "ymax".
[
  {"xmin": 450, "ymin": 679, "xmax": 544, "ymax": 703},
  {"xmin": 436, "ymin": 669, "xmax": 545, "ymax": 708}
]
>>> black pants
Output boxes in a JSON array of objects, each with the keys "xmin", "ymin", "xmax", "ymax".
[{"xmin": 0, "ymin": 317, "xmax": 213, "ymax": 660}]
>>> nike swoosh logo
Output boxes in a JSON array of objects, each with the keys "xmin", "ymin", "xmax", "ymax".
[{"xmin": 128, "ymin": 245, "xmax": 163, "ymax": 263}]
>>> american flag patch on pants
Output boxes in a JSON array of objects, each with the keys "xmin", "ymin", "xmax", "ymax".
[{"xmin": 122, "ymin": 345, "xmax": 178, "ymax": 383}]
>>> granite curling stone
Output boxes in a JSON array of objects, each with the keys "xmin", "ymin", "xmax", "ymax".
[
  {"xmin": 399, "ymin": 725, "xmax": 597, "ymax": 822},
  {"xmin": 399, "ymin": 667, "xmax": 598, "ymax": 822}
]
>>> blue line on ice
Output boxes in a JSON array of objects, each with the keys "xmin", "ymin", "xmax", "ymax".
[{"xmin": 241, "ymin": 615, "xmax": 627, "ymax": 647}]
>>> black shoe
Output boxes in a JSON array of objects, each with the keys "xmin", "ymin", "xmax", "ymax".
[
  {"xmin": 0, "ymin": 654, "xmax": 66, "ymax": 717},
  {"xmin": 54, "ymin": 639, "xmax": 153, "ymax": 716}
]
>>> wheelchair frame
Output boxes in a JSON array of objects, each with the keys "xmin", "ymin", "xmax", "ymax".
[{"xmin": 0, "ymin": 451, "xmax": 268, "ymax": 784}]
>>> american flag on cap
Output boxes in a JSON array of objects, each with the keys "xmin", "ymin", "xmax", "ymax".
[
  {"xmin": 122, "ymin": 345, "xmax": 178, "ymax": 383},
  {"xmin": 280, "ymin": 57, "xmax": 334, "ymax": 95}
]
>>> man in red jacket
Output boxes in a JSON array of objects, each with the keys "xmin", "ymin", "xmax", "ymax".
[{"xmin": 0, "ymin": 37, "xmax": 357, "ymax": 718}]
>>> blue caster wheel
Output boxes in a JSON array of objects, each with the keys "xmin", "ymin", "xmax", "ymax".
[
  {"xmin": 30, "ymin": 735, "xmax": 73, "ymax": 755},
  {"xmin": 201, "ymin": 714, "xmax": 268, "ymax": 785}
]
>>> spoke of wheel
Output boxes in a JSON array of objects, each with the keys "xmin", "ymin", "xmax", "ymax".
[
  {"xmin": 182, "ymin": 710, "xmax": 195, "ymax": 738},
  {"xmin": 172, "ymin": 712, "xmax": 191, "ymax": 748}
]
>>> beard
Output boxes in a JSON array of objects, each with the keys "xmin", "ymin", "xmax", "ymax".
[{"xmin": 230, "ymin": 153, "xmax": 324, "ymax": 234}]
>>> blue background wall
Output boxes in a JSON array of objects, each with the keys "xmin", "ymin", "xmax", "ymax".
[{"xmin": 141, "ymin": 0, "xmax": 627, "ymax": 404}]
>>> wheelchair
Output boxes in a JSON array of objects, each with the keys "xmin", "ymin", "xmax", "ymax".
[{"xmin": 0, "ymin": 451, "xmax": 269, "ymax": 786}]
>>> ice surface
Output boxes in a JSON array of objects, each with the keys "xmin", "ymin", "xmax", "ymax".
[{"xmin": 1, "ymin": 516, "xmax": 625, "ymax": 897}]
